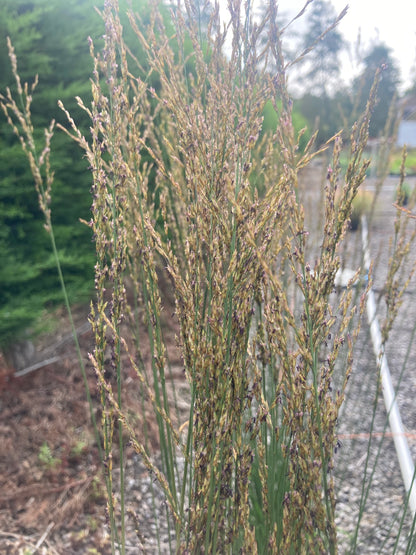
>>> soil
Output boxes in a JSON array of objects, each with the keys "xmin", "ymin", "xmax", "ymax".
[
  {"xmin": 1, "ymin": 161, "xmax": 416, "ymax": 553},
  {"xmin": 0, "ymin": 306, "xmax": 112, "ymax": 554},
  {"xmin": 0, "ymin": 293, "xmax": 183, "ymax": 554}
]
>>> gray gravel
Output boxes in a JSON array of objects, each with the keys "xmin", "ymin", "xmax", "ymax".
[{"xmin": 332, "ymin": 174, "xmax": 416, "ymax": 554}]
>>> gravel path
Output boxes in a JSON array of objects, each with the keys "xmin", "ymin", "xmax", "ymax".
[{"xmin": 331, "ymin": 174, "xmax": 416, "ymax": 553}]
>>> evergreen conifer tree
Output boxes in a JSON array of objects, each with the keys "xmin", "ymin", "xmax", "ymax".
[{"xmin": 0, "ymin": 0, "xmax": 101, "ymax": 347}]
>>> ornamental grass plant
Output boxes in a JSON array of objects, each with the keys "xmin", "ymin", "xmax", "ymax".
[
  {"xmin": 2, "ymin": 0, "xmax": 416, "ymax": 553},
  {"xmin": 59, "ymin": 1, "xmax": 372, "ymax": 551}
]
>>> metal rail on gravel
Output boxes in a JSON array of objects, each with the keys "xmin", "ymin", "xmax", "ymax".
[{"xmin": 361, "ymin": 215, "xmax": 416, "ymax": 516}]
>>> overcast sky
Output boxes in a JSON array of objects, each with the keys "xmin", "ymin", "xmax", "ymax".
[{"xmin": 273, "ymin": 0, "xmax": 416, "ymax": 91}]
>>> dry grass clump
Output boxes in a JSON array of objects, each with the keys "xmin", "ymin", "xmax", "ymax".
[
  {"xmin": 3, "ymin": 0, "xmax": 416, "ymax": 553},
  {"xmin": 57, "ymin": 0, "xmax": 376, "ymax": 552}
]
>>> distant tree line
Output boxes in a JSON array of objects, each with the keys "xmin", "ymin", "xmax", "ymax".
[{"xmin": 278, "ymin": 0, "xmax": 402, "ymax": 143}]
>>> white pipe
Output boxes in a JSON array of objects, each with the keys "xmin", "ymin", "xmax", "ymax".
[{"xmin": 361, "ymin": 215, "xmax": 416, "ymax": 516}]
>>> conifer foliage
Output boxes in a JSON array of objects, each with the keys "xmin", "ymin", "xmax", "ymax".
[{"xmin": 0, "ymin": 0, "xmax": 100, "ymax": 346}]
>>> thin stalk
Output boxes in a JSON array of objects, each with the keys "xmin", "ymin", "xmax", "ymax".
[
  {"xmin": 48, "ymin": 224, "xmax": 102, "ymax": 457},
  {"xmin": 389, "ymin": 467, "xmax": 416, "ymax": 553},
  {"xmin": 405, "ymin": 501, "xmax": 416, "ymax": 555},
  {"xmin": 302, "ymin": 269, "xmax": 336, "ymax": 553}
]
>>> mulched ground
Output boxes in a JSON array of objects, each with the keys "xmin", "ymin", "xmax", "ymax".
[
  {"xmin": 0, "ymin": 259, "xmax": 186, "ymax": 554},
  {"xmin": 0, "ymin": 309, "xmax": 112, "ymax": 554}
]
